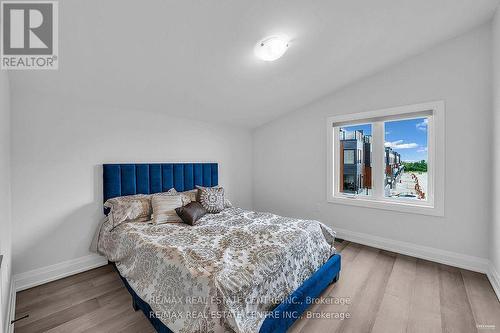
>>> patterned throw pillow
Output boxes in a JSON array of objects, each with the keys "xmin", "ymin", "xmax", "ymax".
[
  {"xmin": 196, "ymin": 186, "xmax": 225, "ymax": 213},
  {"xmin": 104, "ymin": 194, "xmax": 151, "ymax": 229},
  {"xmin": 151, "ymin": 193, "xmax": 184, "ymax": 224}
]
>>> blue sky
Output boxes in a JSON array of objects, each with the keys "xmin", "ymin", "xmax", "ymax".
[{"xmin": 341, "ymin": 117, "xmax": 428, "ymax": 162}]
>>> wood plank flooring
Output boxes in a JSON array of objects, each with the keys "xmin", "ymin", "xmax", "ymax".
[{"xmin": 14, "ymin": 241, "xmax": 500, "ymax": 333}]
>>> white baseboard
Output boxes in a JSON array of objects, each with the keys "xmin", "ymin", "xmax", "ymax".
[
  {"xmin": 14, "ymin": 254, "xmax": 108, "ymax": 292},
  {"xmin": 335, "ymin": 227, "xmax": 490, "ymax": 273},
  {"xmin": 488, "ymin": 264, "xmax": 500, "ymax": 302},
  {"xmin": 4, "ymin": 281, "xmax": 15, "ymax": 333}
]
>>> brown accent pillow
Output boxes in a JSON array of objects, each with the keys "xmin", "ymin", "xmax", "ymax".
[{"xmin": 175, "ymin": 202, "xmax": 207, "ymax": 225}]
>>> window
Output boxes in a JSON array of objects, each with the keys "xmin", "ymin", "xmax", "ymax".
[
  {"xmin": 326, "ymin": 101, "xmax": 444, "ymax": 216},
  {"xmin": 384, "ymin": 118, "xmax": 428, "ymax": 201},
  {"xmin": 338, "ymin": 124, "xmax": 372, "ymax": 197},
  {"xmin": 343, "ymin": 175, "xmax": 356, "ymax": 192},
  {"xmin": 344, "ymin": 150, "xmax": 355, "ymax": 164}
]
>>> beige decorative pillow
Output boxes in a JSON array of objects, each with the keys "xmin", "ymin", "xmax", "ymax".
[
  {"xmin": 152, "ymin": 188, "xmax": 178, "ymax": 197},
  {"xmin": 180, "ymin": 189, "xmax": 198, "ymax": 204},
  {"xmin": 154, "ymin": 188, "xmax": 192, "ymax": 206},
  {"xmin": 104, "ymin": 194, "xmax": 151, "ymax": 229},
  {"xmin": 151, "ymin": 194, "xmax": 184, "ymax": 224},
  {"xmin": 196, "ymin": 186, "xmax": 225, "ymax": 213}
]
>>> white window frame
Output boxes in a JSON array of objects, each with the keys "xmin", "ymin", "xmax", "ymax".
[{"xmin": 326, "ymin": 101, "xmax": 445, "ymax": 216}]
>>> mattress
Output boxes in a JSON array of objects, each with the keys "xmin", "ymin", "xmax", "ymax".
[{"xmin": 97, "ymin": 207, "xmax": 336, "ymax": 333}]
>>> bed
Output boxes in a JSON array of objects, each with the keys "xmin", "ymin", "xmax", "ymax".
[{"xmin": 97, "ymin": 163, "xmax": 341, "ymax": 333}]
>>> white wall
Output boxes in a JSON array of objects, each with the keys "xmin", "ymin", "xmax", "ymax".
[
  {"xmin": 0, "ymin": 71, "xmax": 12, "ymax": 330},
  {"xmin": 10, "ymin": 93, "xmax": 253, "ymax": 275},
  {"xmin": 491, "ymin": 9, "xmax": 500, "ymax": 293},
  {"xmin": 253, "ymin": 24, "xmax": 492, "ymax": 261}
]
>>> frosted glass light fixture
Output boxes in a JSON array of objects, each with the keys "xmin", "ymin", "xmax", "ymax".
[{"xmin": 254, "ymin": 35, "xmax": 289, "ymax": 61}]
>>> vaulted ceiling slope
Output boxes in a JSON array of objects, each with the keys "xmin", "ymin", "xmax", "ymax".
[{"xmin": 10, "ymin": 0, "xmax": 500, "ymax": 128}]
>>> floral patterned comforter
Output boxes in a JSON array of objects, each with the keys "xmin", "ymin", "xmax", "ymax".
[{"xmin": 97, "ymin": 208, "xmax": 336, "ymax": 333}]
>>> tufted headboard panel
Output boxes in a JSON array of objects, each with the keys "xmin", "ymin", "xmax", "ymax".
[{"xmin": 103, "ymin": 163, "xmax": 218, "ymax": 205}]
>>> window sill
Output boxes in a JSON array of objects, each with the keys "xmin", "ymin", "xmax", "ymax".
[{"xmin": 328, "ymin": 196, "xmax": 444, "ymax": 217}]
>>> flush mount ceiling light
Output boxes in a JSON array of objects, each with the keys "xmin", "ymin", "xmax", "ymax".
[{"xmin": 254, "ymin": 35, "xmax": 290, "ymax": 61}]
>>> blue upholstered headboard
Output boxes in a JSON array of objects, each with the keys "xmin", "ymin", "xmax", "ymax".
[{"xmin": 103, "ymin": 163, "xmax": 218, "ymax": 204}]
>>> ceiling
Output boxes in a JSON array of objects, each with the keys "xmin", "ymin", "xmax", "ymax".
[{"xmin": 9, "ymin": 0, "xmax": 500, "ymax": 128}]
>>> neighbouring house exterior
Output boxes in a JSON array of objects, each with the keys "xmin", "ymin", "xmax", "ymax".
[
  {"xmin": 364, "ymin": 135, "xmax": 372, "ymax": 189},
  {"xmin": 384, "ymin": 147, "xmax": 403, "ymax": 190},
  {"xmin": 339, "ymin": 128, "xmax": 403, "ymax": 194},
  {"xmin": 339, "ymin": 129, "xmax": 372, "ymax": 193}
]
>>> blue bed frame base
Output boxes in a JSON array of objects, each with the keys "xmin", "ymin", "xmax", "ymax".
[
  {"xmin": 103, "ymin": 163, "xmax": 342, "ymax": 333},
  {"xmin": 113, "ymin": 254, "xmax": 341, "ymax": 333}
]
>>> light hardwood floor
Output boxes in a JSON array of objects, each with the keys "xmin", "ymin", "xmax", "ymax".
[{"xmin": 14, "ymin": 241, "xmax": 500, "ymax": 333}]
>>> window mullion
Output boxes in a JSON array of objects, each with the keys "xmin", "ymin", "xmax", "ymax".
[{"xmin": 372, "ymin": 121, "xmax": 384, "ymax": 200}]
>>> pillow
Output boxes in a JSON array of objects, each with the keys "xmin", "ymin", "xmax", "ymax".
[
  {"xmin": 180, "ymin": 189, "xmax": 198, "ymax": 204},
  {"xmin": 104, "ymin": 194, "xmax": 151, "ymax": 229},
  {"xmin": 175, "ymin": 202, "xmax": 207, "ymax": 225},
  {"xmin": 154, "ymin": 188, "xmax": 193, "ymax": 206},
  {"xmin": 151, "ymin": 194, "xmax": 184, "ymax": 224},
  {"xmin": 224, "ymin": 199, "xmax": 232, "ymax": 208},
  {"xmin": 152, "ymin": 188, "xmax": 178, "ymax": 197},
  {"xmin": 196, "ymin": 186, "xmax": 225, "ymax": 213}
]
